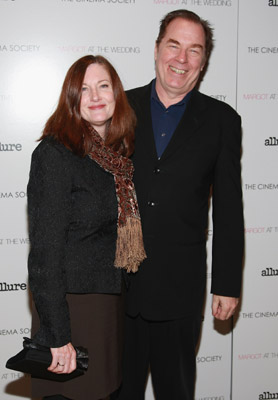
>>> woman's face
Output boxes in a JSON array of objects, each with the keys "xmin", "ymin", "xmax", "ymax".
[{"xmin": 80, "ymin": 63, "xmax": 115, "ymax": 138}]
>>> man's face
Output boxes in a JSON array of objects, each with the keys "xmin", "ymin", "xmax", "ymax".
[{"xmin": 155, "ymin": 18, "xmax": 206, "ymax": 103}]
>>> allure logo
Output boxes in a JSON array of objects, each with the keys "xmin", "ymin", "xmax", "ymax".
[
  {"xmin": 261, "ymin": 267, "xmax": 278, "ymax": 276},
  {"xmin": 0, "ymin": 282, "xmax": 27, "ymax": 292},
  {"xmin": 0, "ymin": 143, "xmax": 22, "ymax": 151},
  {"xmin": 259, "ymin": 392, "xmax": 278, "ymax": 399},
  {"xmin": 265, "ymin": 137, "xmax": 278, "ymax": 146}
]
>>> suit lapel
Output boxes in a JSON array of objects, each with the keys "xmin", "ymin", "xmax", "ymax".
[
  {"xmin": 130, "ymin": 85, "xmax": 209, "ymax": 163},
  {"xmin": 133, "ymin": 84, "xmax": 158, "ymax": 160},
  {"xmin": 159, "ymin": 89, "xmax": 208, "ymax": 162}
]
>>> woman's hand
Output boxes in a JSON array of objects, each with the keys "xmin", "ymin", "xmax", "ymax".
[{"xmin": 48, "ymin": 342, "xmax": 76, "ymax": 374}]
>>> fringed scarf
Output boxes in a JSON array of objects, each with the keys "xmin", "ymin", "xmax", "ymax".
[{"xmin": 87, "ymin": 125, "xmax": 146, "ymax": 273}]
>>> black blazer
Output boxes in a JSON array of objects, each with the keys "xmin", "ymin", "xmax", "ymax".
[
  {"xmin": 27, "ymin": 137, "xmax": 121, "ymax": 347},
  {"xmin": 125, "ymin": 83, "xmax": 244, "ymax": 321}
]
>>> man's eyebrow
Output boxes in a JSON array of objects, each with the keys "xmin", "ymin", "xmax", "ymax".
[
  {"xmin": 166, "ymin": 39, "xmax": 180, "ymax": 45},
  {"xmin": 166, "ymin": 38, "xmax": 204, "ymax": 49},
  {"xmin": 191, "ymin": 43, "xmax": 204, "ymax": 49}
]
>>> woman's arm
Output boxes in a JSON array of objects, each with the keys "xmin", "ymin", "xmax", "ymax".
[
  {"xmin": 48, "ymin": 343, "xmax": 76, "ymax": 374},
  {"xmin": 28, "ymin": 139, "xmax": 72, "ymax": 348}
]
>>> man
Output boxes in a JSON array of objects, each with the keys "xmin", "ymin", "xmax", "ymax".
[{"xmin": 117, "ymin": 9, "xmax": 244, "ymax": 400}]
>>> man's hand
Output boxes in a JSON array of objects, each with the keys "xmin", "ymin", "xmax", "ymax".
[
  {"xmin": 48, "ymin": 342, "xmax": 76, "ymax": 374},
  {"xmin": 212, "ymin": 295, "xmax": 239, "ymax": 320}
]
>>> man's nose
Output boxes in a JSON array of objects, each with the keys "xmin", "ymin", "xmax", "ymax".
[{"xmin": 176, "ymin": 49, "xmax": 187, "ymax": 63}]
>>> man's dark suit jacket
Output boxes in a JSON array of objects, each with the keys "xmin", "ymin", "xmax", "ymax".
[{"xmin": 126, "ymin": 82, "xmax": 244, "ymax": 321}]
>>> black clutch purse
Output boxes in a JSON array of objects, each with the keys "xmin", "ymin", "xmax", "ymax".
[{"xmin": 5, "ymin": 337, "xmax": 89, "ymax": 382}]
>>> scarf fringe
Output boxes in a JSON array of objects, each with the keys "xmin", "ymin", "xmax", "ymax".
[
  {"xmin": 87, "ymin": 124, "xmax": 146, "ymax": 273},
  {"xmin": 114, "ymin": 216, "xmax": 147, "ymax": 273}
]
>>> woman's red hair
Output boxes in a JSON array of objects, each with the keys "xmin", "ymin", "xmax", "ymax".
[{"xmin": 41, "ymin": 55, "xmax": 135, "ymax": 157}]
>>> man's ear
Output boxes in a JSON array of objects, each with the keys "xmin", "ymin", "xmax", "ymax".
[{"xmin": 154, "ymin": 43, "xmax": 158, "ymax": 61}]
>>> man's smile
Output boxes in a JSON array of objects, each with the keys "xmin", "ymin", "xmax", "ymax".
[{"xmin": 169, "ymin": 65, "xmax": 186, "ymax": 74}]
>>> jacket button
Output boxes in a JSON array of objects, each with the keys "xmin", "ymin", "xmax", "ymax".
[
  {"xmin": 147, "ymin": 201, "xmax": 156, "ymax": 207},
  {"xmin": 153, "ymin": 168, "xmax": 161, "ymax": 174}
]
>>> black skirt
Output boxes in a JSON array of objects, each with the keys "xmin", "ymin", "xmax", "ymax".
[{"xmin": 31, "ymin": 292, "xmax": 123, "ymax": 400}]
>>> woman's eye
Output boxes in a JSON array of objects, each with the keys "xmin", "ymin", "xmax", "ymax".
[{"xmin": 81, "ymin": 86, "xmax": 88, "ymax": 92}]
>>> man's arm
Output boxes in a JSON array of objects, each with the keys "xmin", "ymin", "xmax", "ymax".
[
  {"xmin": 212, "ymin": 294, "xmax": 239, "ymax": 320},
  {"xmin": 210, "ymin": 105, "xmax": 243, "ymax": 321},
  {"xmin": 211, "ymin": 107, "xmax": 244, "ymax": 299}
]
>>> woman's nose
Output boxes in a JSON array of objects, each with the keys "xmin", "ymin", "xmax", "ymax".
[{"xmin": 90, "ymin": 88, "xmax": 99, "ymax": 101}]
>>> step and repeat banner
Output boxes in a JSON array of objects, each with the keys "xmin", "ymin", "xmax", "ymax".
[{"xmin": 0, "ymin": 1, "xmax": 277, "ymax": 399}]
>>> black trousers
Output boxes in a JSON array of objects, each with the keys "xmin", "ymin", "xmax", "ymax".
[
  {"xmin": 43, "ymin": 396, "xmax": 72, "ymax": 400},
  {"xmin": 43, "ymin": 392, "xmax": 113, "ymax": 400},
  {"xmin": 43, "ymin": 395, "xmax": 112, "ymax": 400},
  {"xmin": 116, "ymin": 314, "xmax": 202, "ymax": 400}
]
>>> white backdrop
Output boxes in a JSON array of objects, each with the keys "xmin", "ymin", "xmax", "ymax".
[{"xmin": 0, "ymin": 1, "xmax": 277, "ymax": 399}]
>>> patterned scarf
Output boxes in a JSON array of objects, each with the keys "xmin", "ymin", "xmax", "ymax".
[{"xmin": 87, "ymin": 124, "xmax": 146, "ymax": 273}]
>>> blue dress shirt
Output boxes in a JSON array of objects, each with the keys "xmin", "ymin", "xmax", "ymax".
[{"xmin": 151, "ymin": 79, "xmax": 192, "ymax": 158}]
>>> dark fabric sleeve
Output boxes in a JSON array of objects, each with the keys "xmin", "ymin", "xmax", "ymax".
[
  {"xmin": 27, "ymin": 140, "xmax": 72, "ymax": 347},
  {"xmin": 211, "ymin": 111, "xmax": 244, "ymax": 298}
]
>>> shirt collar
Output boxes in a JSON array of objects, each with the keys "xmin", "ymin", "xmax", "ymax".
[{"xmin": 151, "ymin": 79, "xmax": 192, "ymax": 109}]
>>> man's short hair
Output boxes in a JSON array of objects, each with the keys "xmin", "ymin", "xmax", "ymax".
[{"xmin": 156, "ymin": 9, "xmax": 214, "ymax": 61}]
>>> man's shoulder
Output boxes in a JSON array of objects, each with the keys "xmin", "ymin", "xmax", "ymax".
[
  {"xmin": 126, "ymin": 82, "xmax": 152, "ymax": 105},
  {"xmin": 194, "ymin": 90, "xmax": 239, "ymax": 118}
]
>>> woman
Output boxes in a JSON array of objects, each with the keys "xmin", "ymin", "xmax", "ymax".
[{"xmin": 27, "ymin": 55, "xmax": 146, "ymax": 400}]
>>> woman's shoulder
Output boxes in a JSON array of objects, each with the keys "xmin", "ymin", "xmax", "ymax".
[
  {"xmin": 31, "ymin": 136, "xmax": 74, "ymax": 165},
  {"xmin": 33, "ymin": 136, "xmax": 68, "ymax": 155}
]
